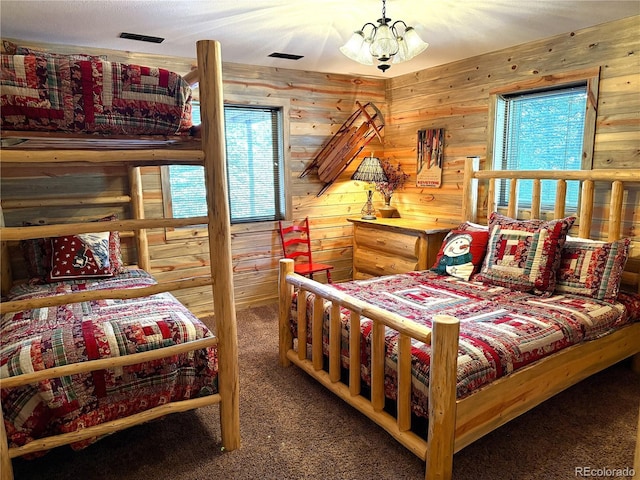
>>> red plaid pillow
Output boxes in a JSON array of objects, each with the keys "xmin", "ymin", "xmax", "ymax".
[
  {"xmin": 555, "ymin": 237, "xmax": 630, "ymax": 302},
  {"xmin": 476, "ymin": 213, "xmax": 575, "ymax": 295}
]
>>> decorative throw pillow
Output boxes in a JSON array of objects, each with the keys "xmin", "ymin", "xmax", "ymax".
[
  {"xmin": 555, "ymin": 237, "xmax": 630, "ymax": 302},
  {"xmin": 98, "ymin": 215, "xmax": 125, "ymax": 274},
  {"xmin": 431, "ymin": 229, "xmax": 489, "ymax": 281},
  {"xmin": 48, "ymin": 232, "xmax": 114, "ymax": 281},
  {"xmin": 20, "ymin": 215, "xmax": 124, "ymax": 283},
  {"xmin": 457, "ymin": 221, "xmax": 489, "ymax": 232},
  {"xmin": 475, "ymin": 212, "xmax": 575, "ymax": 295},
  {"xmin": 14, "ymin": 46, "xmax": 107, "ymax": 61},
  {"xmin": 20, "ymin": 237, "xmax": 50, "ymax": 283}
]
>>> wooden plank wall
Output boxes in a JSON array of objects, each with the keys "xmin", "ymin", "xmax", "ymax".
[{"xmin": 2, "ymin": 14, "xmax": 638, "ymax": 314}]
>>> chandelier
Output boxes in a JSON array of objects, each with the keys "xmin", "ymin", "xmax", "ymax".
[{"xmin": 339, "ymin": 0, "xmax": 429, "ymax": 72}]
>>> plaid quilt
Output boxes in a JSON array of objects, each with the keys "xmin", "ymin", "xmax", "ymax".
[
  {"xmin": 1, "ymin": 270, "xmax": 217, "ymax": 451},
  {"xmin": 291, "ymin": 271, "xmax": 630, "ymax": 419},
  {"xmin": 0, "ymin": 54, "xmax": 193, "ymax": 135}
]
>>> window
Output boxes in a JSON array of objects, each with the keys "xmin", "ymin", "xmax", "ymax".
[
  {"xmin": 488, "ymin": 69, "xmax": 599, "ymax": 213},
  {"xmin": 164, "ymin": 103, "xmax": 285, "ymax": 225}
]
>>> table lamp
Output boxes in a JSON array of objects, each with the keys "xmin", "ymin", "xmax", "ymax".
[{"xmin": 351, "ymin": 154, "xmax": 388, "ymax": 219}]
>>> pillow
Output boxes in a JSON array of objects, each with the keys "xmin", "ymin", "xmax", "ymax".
[
  {"xmin": 20, "ymin": 236, "xmax": 50, "ymax": 284},
  {"xmin": 457, "ymin": 221, "xmax": 489, "ymax": 232},
  {"xmin": 98, "ymin": 215, "xmax": 125, "ymax": 274},
  {"xmin": 475, "ymin": 212, "xmax": 575, "ymax": 295},
  {"xmin": 14, "ymin": 46, "xmax": 107, "ymax": 61},
  {"xmin": 19, "ymin": 215, "xmax": 124, "ymax": 283},
  {"xmin": 48, "ymin": 232, "xmax": 114, "ymax": 281},
  {"xmin": 555, "ymin": 237, "xmax": 630, "ymax": 302},
  {"xmin": 431, "ymin": 229, "xmax": 489, "ymax": 280}
]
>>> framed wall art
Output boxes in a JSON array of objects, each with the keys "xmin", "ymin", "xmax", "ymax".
[{"xmin": 416, "ymin": 128, "xmax": 444, "ymax": 188}]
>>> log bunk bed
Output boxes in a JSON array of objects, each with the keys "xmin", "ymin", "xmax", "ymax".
[
  {"xmin": 0, "ymin": 40, "xmax": 240, "ymax": 478},
  {"xmin": 279, "ymin": 157, "xmax": 640, "ymax": 480}
]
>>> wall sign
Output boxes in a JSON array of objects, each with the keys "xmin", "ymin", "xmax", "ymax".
[{"xmin": 416, "ymin": 128, "xmax": 444, "ymax": 188}]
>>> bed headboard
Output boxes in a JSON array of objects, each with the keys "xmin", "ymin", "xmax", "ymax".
[{"xmin": 461, "ymin": 156, "xmax": 640, "ymax": 293}]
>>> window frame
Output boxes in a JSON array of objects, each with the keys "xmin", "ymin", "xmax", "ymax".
[
  {"xmin": 161, "ymin": 95, "xmax": 291, "ymax": 240},
  {"xmin": 486, "ymin": 67, "xmax": 600, "ymax": 218}
]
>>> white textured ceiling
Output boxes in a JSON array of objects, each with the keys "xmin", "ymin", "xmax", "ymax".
[{"xmin": 1, "ymin": 0, "xmax": 638, "ymax": 78}]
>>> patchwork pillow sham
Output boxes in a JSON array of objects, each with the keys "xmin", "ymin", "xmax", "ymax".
[
  {"xmin": 555, "ymin": 237, "xmax": 630, "ymax": 302},
  {"xmin": 475, "ymin": 212, "xmax": 575, "ymax": 295},
  {"xmin": 431, "ymin": 229, "xmax": 489, "ymax": 281}
]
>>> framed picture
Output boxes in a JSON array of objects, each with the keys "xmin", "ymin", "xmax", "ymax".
[{"xmin": 416, "ymin": 128, "xmax": 444, "ymax": 188}]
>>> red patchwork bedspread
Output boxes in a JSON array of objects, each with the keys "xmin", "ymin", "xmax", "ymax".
[
  {"xmin": 1, "ymin": 270, "xmax": 217, "ymax": 451},
  {"xmin": 0, "ymin": 54, "xmax": 193, "ymax": 135},
  {"xmin": 291, "ymin": 271, "xmax": 632, "ymax": 419}
]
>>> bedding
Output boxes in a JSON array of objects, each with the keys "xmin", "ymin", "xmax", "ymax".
[
  {"xmin": 1, "ymin": 52, "xmax": 193, "ymax": 135},
  {"xmin": 290, "ymin": 270, "xmax": 632, "ymax": 419},
  {"xmin": 1, "ymin": 270, "xmax": 217, "ymax": 451}
]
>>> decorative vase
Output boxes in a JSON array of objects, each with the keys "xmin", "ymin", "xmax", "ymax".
[{"xmin": 379, "ymin": 194, "xmax": 397, "ymax": 218}]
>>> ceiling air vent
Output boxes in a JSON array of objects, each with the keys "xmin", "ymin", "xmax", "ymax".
[
  {"xmin": 268, "ymin": 52, "xmax": 304, "ymax": 60},
  {"xmin": 119, "ymin": 32, "xmax": 164, "ymax": 44}
]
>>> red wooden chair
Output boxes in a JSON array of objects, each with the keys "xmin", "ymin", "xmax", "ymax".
[{"xmin": 278, "ymin": 217, "xmax": 333, "ymax": 283}]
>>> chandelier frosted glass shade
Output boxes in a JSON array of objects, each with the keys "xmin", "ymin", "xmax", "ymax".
[{"xmin": 340, "ymin": 0, "xmax": 428, "ymax": 72}]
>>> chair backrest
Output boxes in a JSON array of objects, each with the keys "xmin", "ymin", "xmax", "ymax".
[{"xmin": 278, "ymin": 217, "xmax": 314, "ymax": 265}]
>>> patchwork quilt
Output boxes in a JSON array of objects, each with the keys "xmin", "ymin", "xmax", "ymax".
[
  {"xmin": 0, "ymin": 54, "xmax": 193, "ymax": 135},
  {"xmin": 1, "ymin": 270, "xmax": 217, "ymax": 450},
  {"xmin": 291, "ymin": 271, "xmax": 631, "ymax": 419}
]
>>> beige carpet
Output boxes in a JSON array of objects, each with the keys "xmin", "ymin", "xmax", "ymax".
[{"xmin": 12, "ymin": 304, "xmax": 640, "ymax": 480}]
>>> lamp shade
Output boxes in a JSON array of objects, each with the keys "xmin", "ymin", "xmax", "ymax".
[
  {"xmin": 352, "ymin": 155, "xmax": 388, "ymax": 183},
  {"xmin": 402, "ymin": 27, "xmax": 429, "ymax": 59}
]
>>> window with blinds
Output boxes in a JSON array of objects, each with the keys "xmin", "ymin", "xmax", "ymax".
[
  {"xmin": 167, "ymin": 104, "xmax": 285, "ymax": 224},
  {"xmin": 494, "ymin": 85, "xmax": 587, "ymax": 211}
]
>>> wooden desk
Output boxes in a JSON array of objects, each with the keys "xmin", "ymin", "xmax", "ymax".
[{"xmin": 347, "ymin": 218, "xmax": 454, "ymax": 279}]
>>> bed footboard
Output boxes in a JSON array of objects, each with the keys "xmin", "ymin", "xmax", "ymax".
[{"xmin": 278, "ymin": 258, "xmax": 460, "ymax": 480}]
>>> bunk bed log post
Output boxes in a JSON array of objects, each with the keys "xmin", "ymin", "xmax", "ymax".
[
  {"xmin": 635, "ymin": 404, "xmax": 640, "ymax": 477},
  {"xmin": 128, "ymin": 166, "xmax": 150, "ymax": 271},
  {"xmin": 461, "ymin": 157, "xmax": 479, "ymax": 222},
  {"xmin": 426, "ymin": 315, "xmax": 460, "ymax": 480},
  {"xmin": 0, "ymin": 409, "xmax": 12, "ymax": 480},
  {"xmin": 279, "ymin": 259, "xmax": 295, "ymax": 366},
  {"xmin": 0, "ymin": 206, "xmax": 12, "ymax": 298},
  {"xmin": 197, "ymin": 39, "xmax": 241, "ymax": 451}
]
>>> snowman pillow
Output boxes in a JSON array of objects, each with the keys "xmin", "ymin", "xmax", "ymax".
[{"xmin": 431, "ymin": 229, "xmax": 489, "ymax": 281}]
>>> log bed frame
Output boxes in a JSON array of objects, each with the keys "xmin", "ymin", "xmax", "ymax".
[
  {"xmin": 0, "ymin": 40, "xmax": 240, "ymax": 479},
  {"xmin": 278, "ymin": 157, "xmax": 640, "ymax": 480}
]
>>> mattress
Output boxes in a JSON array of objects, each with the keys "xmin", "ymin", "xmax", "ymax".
[
  {"xmin": 1, "ymin": 270, "xmax": 217, "ymax": 450},
  {"xmin": 0, "ymin": 53, "xmax": 193, "ymax": 135},
  {"xmin": 291, "ymin": 271, "xmax": 632, "ymax": 419}
]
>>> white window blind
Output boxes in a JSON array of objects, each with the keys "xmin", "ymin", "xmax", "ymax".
[
  {"xmin": 495, "ymin": 85, "xmax": 587, "ymax": 210},
  {"xmin": 167, "ymin": 104, "xmax": 284, "ymax": 224}
]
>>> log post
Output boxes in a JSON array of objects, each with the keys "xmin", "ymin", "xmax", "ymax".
[
  {"xmin": 128, "ymin": 166, "xmax": 150, "ymax": 271},
  {"xmin": 279, "ymin": 259, "xmax": 295, "ymax": 366},
  {"xmin": 426, "ymin": 315, "xmax": 460, "ymax": 480},
  {"xmin": 461, "ymin": 157, "xmax": 479, "ymax": 222},
  {"xmin": 197, "ymin": 39, "xmax": 240, "ymax": 452},
  {"xmin": 0, "ymin": 408, "xmax": 12, "ymax": 480},
  {"xmin": 0, "ymin": 205, "xmax": 12, "ymax": 298}
]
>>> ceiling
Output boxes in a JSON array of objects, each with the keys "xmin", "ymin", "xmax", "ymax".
[{"xmin": 1, "ymin": 0, "xmax": 638, "ymax": 78}]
